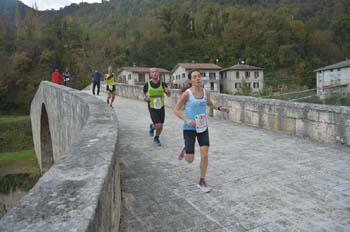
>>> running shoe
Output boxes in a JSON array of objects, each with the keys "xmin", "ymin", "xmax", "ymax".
[
  {"xmin": 153, "ymin": 137, "xmax": 161, "ymax": 146},
  {"xmin": 149, "ymin": 124, "xmax": 154, "ymax": 137},
  {"xmin": 178, "ymin": 147, "xmax": 185, "ymax": 160},
  {"xmin": 197, "ymin": 179, "xmax": 211, "ymax": 193}
]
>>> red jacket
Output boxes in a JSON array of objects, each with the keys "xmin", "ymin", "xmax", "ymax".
[{"xmin": 51, "ymin": 71, "xmax": 62, "ymax": 84}]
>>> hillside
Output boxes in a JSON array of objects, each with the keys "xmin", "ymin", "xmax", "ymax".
[
  {"xmin": 0, "ymin": 0, "xmax": 349, "ymax": 113},
  {"xmin": 0, "ymin": 0, "xmax": 30, "ymax": 27}
]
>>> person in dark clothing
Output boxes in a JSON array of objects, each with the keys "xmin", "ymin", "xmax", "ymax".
[{"xmin": 92, "ymin": 70, "xmax": 102, "ymax": 96}]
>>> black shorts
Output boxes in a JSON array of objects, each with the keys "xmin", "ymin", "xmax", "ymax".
[
  {"xmin": 106, "ymin": 85, "xmax": 116, "ymax": 92},
  {"xmin": 149, "ymin": 107, "xmax": 165, "ymax": 124},
  {"xmin": 183, "ymin": 129, "xmax": 209, "ymax": 154}
]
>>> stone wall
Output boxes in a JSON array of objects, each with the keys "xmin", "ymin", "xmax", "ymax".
[
  {"xmin": 0, "ymin": 81, "xmax": 121, "ymax": 232},
  {"xmin": 115, "ymin": 83, "xmax": 350, "ymax": 146}
]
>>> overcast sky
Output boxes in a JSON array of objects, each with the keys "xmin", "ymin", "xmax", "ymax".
[{"xmin": 21, "ymin": 0, "xmax": 102, "ymax": 11}]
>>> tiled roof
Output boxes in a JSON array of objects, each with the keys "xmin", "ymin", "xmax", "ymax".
[
  {"xmin": 221, "ymin": 64, "xmax": 263, "ymax": 72},
  {"xmin": 118, "ymin": 67, "xmax": 170, "ymax": 73},
  {"xmin": 314, "ymin": 60, "xmax": 350, "ymax": 72},
  {"xmin": 173, "ymin": 63, "xmax": 222, "ymax": 71}
]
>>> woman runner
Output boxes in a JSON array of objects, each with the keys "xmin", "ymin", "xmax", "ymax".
[{"xmin": 173, "ymin": 70, "xmax": 229, "ymax": 193}]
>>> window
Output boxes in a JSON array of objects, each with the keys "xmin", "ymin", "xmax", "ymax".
[
  {"xmin": 128, "ymin": 74, "xmax": 131, "ymax": 80},
  {"xmin": 201, "ymin": 72, "xmax": 206, "ymax": 77},
  {"xmin": 253, "ymin": 82, "xmax": 260, "ymax": 88},
  {"xmin": 139, "ymin": 73, "xmax": 145, "ymax": 83},
  {"xmin": 319, "ymin": 76, "xmax": 323, "ymax": 82},
  {"xmin": 245, "ymin": 71, "xmax": 250, "ymax": 78},
  {"xmin": 247, "ymin": 83, "xmax": 251, "ymax": 88},
  {"xmin": 330, "ymin": 69, "xmax": 333, "ymax": 72},
  {"xmin": 210, "ymin": 82, "xmax": 214, "ymax": 90},
  {"xmin": 221, "ymin": 72, "xmax": 227, "ymax": 79},
  {"xmin": 182, "ymin": 73, "xmax": 185, "ymax": 78},
  {"xmin": 235, "ymin": 83, "xmax": 241, "ymax": 89},
  {"xmin": 236, "ymin": 72, "xmax": 239, "ymax": 79},
  {"xmin": 254, "ymin": 71, "xmax": 259, "ymax": 78},
  {"xmin": 209, "ymin": 72, "xmax": 216, "ymax": 80}
]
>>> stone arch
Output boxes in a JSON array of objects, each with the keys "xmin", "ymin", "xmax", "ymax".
[{"xmin": 40, "ymin": 103, "xmax": 54, "ymax": 173}]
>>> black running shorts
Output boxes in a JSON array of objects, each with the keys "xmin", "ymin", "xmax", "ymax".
[
  {"xmin": 183, "ymin": 129, "xmax": 210, "ymax": 154},
  {"xmin": 149, "ymin": 107, "xmax": 165, "ymax": 124},
  {"xmin": 106, "ymin": 84, "xmax": 116, "ymax": 92}
]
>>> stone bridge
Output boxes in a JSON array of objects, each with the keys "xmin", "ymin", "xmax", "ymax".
[{"xmin": 1, "ymin": 82, "xmax": 350, "ymax": 231}]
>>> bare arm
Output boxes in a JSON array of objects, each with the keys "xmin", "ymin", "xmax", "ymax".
[
  {"xmin": 206, "ymin": 91, "xmax": 230, "ymax": 113},
  {"xmin": 163, "ymin": 83, "xmax": 171, "ymax": 97},
  {"xmin": 142, "ymin": 83, "xmax": 149, "ymax": 102},
  {"xmin": 173, "ymin": 91, "xmax": 195, "ymax": 127},
  {"xmin": 164, "ymin": 86, "xmax": 171, "ymax": 97}
]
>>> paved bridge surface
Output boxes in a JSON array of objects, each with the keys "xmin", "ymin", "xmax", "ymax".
[{"xmin": 88, "ymin": 91, "xmax": 350, "ymax": 232}]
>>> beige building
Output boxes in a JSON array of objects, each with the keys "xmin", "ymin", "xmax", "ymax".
[
  {"xmin": 117, "ymin": 67, "xmax": 171, "ymax": 85},
  {"xmin": 171, "ymin": 63, "xmax": 222, "ymax": 92},
  {"xmin": 220, "ymin": 64, "xmax": 264, "ymax": 94},
  {"xmin": 315, "ymin": 60, "xmax": 350, "ymax": 99}
]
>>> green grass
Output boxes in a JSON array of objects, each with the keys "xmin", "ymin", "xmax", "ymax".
[
  {"xmin": 0, "ymin": 149, "xmax": 35, "ymax": 161},
  {"xmin": 0, "ymin": 150, "xmax": 40, "ymax": 175},
  {"xmin": 0, "ymin": 115, "xmax": 33, "ymax": 153},
  {"xmin": 0, "ymin": 116, "xmax": 40, "ymax": 194},
  {"xmin": 0, "ymin": 115, "xmax": 30, "ymax": 124}
]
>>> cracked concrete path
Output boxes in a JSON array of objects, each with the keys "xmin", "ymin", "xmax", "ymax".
[{"xmin": 87, "ymin": 90, "xmax": 350, "ymax": 232}]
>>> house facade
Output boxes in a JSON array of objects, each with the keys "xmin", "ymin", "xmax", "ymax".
[
  {"xmin": 220, "ymin": 64, "xmax": 264, "ymax": 94},
  {"xmin": 117, "ymin": 67, "xmax": 171, "ymax": 85},
  {"xmin": 171, "ymin": 63, "xmax": 222, "ymax": 92},
  {"xmin": 315, "ymin": 60, "xmax": 350, "ymax": 99}
]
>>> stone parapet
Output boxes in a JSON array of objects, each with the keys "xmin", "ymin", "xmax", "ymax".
[
  {"xmin": 0, "ymin": 81, "xmax": 121, "ymax": 232},
  {"xmin": 115, "ymin": 83, "xmax": 350, "ymax": 145}
]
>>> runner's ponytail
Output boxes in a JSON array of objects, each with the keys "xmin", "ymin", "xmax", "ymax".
[{"xmin": 181, "ymin": 81, "xmax": 191, "ymax": 92}]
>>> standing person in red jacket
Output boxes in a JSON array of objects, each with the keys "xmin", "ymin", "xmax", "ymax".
[{"xmin": 51, "ymin": 68, "xmax": 62, "ymax": 84}]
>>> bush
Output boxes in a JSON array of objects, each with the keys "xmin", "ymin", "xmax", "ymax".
[
  {"xmin": 12, "ymin": 52, "xmax": 32, "ymax": 72},
  {"xmin": 0, "ymin": 173, "xmax": 39, "ymax": 194}
]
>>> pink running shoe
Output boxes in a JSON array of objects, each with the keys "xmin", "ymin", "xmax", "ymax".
[
  {"xmin": 197, "ymin": 179, "xmax": 211, "ymax": 193},
  {"xmin": 178, "ymin": 147, "xmax": 185, "ymax": 160}
]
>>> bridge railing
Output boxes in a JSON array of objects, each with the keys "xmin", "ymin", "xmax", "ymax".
[
  {"xmin": 115, "ymin": 83, "xmax": 350, "ymax": 146},
  {"xmin": 0, "ymin": 81, "xmax": 121, "ymax": 232}
]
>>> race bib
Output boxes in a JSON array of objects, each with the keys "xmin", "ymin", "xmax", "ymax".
[
  {"xmin": 195, "ymin": 114, "xmax": 207, "ymax": 133},
  {"xmin": 153, "ymin": 97, "xmax": 161, "ymax": 109}
]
